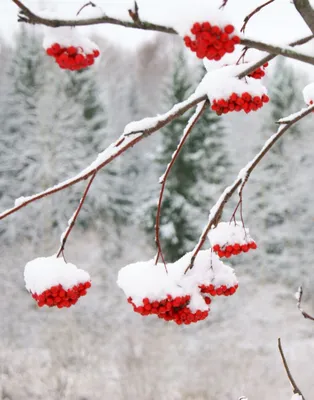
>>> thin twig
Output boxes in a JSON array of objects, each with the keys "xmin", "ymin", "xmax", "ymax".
[
  {"xmin": 155, "ymin": 101, "xmax": 208, "ymax": 267},
  {"xmin": 219, "ymin": 0, "xmax": 229, "ymax": 9},
  {"xmin": 278, "ymin": 338, "xmax": 305, "ymax": 399},
  {"xmin": 128, "ymin": 1, "xmax": 140, "ymax": 24},
  {"xmin": 184, "ymin": 103, "xmax": 314, "ymax": 272},
  {"xmin": 296, "ymin": 286, "xmax": 314, "ymax": 321},
  {"xmin": 241, "ymin": 0, "xmax": 276, "ymax": 33},
  {"xmin": 57, "ymin": 172, "xmax": 97, "ymax": 258},
  {"xmin": 76, "ymin": 1, "xmax": 96, "ymax": 17}
]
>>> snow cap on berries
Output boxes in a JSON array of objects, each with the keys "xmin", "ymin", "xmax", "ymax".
[
  {"xmin": 302, "ymin": 82, "xmax": 314, "ymax": 105},
  {"xmin": 24, "ymin": 255, "xmax": 90, "ymax": 296}
]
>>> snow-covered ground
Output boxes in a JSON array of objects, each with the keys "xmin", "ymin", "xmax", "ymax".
[{"xmin": 0, "ymin": 229, "xmax": 313, "ymax": 400}]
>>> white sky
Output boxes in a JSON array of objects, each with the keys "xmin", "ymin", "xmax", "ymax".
[{"xmin": 1, "ymin": 0, "xmax": 314, "ymax": 75}]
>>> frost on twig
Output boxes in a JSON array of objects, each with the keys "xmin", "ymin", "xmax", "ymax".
[{"xmin": 295, "ymin": 286, "xmax": 314, "ymax": 321}]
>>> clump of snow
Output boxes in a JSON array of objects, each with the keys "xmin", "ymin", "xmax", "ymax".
[
  {"xmin": 196, "ymin": 67, "xmax": 267, "ymax": 101},
  {"xmin": 117, "ymin": 249, "xmax": 237, "ymax": 313},
  {"xmin": 165, "ymin": 0, "xmax": 238, "ymax": 38},
  {"xmin": 43, "ymin": 26, "xmax": 99, "ymax": 55},
  {"xmin": 302, "ymin": 82, "xmax": 314, "ymax": 105},
  {"xmin": 208, "ymin": 221, "xmax": 254, "ymax": 247},
  {"xmin": 24, "ymin": 255, "xmax": 90, "ymax": 295},
  {"xmin": 291, "ymin": 395, "xmax": 303, "ymax": 400}
]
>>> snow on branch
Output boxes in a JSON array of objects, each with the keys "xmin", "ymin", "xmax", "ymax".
[
  {"xmin": 11, "ymin": 0, "xmax": 314, "ymax": 67},
  {"xmin": 295, "ymin": 286, "xmax": 314, "ymax": 322},
  {"xmin": 0, "ymin": 93, "xmax": 206, "ymax": 221},
  {"xmin": 293, "ymin": 0, "xmax": 314, "ymax": 35},
  {"xmin": 278, "ymin": 338, "xmax": 306, "ymax": 400},
  {"xmin": 185, "ymin": 103, "xmax": 314, "ymax": 272}
]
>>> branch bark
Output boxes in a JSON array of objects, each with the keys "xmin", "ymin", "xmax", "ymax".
[
  {"xmin": 11, "ymin": 0, "xmax": 314, "ymax": 66},
  {"xmin": 294, "ymin": 0, "xmax": 314, "ymax": 35},
  {"xmin": 296, "ymin": 286, "xmax": 314, "ymax": 321},
  {"xmin": 185, "ymin": 103, "xmax": 314, "ymax": 272},
  {"xmin": 278, "ymin": 338, "xmax": 305, "ymax": 399}
]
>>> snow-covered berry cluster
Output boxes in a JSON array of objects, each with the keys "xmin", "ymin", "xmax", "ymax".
[
  {"xmin": 117, "ymin": 250, "xmax": 238, "ymax": 325},
  {"xmin": 184, "ymin": 22, "xmax": 240, "ymax": 61},
  {"xmin": 208, "ymin": 221, "xmax": 257, "ymax": 259},
  {"xmin": 211, "ymin": 92, "xmax": 269, "ymax": 115},
  {"xmin": 43, "ymin": 26, "xmax": 100, "ymax": 71},
  {"xmin": 24, "ymin": 256, "xmax": 91, "ymax": 309},
  {"xmin": 46, "ymin": 43, "xmax": 100, "ymax": 71},
  {"xmin": 248, "ymin": 62, "xmax": 269, "ymax": 79}
]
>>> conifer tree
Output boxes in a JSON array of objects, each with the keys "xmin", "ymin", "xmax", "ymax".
[{"xmin": 145, "ymin": 54, "xmax": 230, "ymax": 261}]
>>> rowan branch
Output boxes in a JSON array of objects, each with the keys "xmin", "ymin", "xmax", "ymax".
[
  {"xmin": 278, "ymin": 338, "xmax": 305, "ymax": 399},
  {"xmin": 57, "ymin": 171, "xmax": 97, "ymax": 258},
  {"xmin": 241, "ymin": 0, "xmax": 276, "ymax": 33},
  {"xmin": 296, "ymin": 286, "xmax": 314, "ymax": 321},
  {"xmin": 293, "ymin": 0, "xmax": 314, "ymax": 35},
  {"xmin": 11, "ymin": 0, "xmax": 314, "ymax": 66},
  {"xmin": 185, "ymin": 103, "xmax": 314, "ymax": 272},
  {"xmin": 241, "ymin": 37, "xmax": 314, "ymax": 66},
  {"xmin": 0, "ymin": 94, "xmax": 206, "ymax": 221},
  {"xmin": 155, "ymin": 100, "xmax": 208, "ymax": 267}
]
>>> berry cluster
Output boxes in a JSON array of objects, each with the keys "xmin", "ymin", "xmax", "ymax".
[
  {"xmin": 184, "ymin": 22, "xmax": 240, "ymax": 61},
  {"xmin": 213, "ymin": 242, "xmax": 257, "ymax": 258},
  {"xmin": 248, "ymin": 62, "xmax": 269, "ymax": 79},
  {"xmin": 200, "ymin": 283, "xmax": 238, "ymax": 296},
  {"xmin": 46, "ymin": 43, "xmax": 100, "ymax": 71},
  {"xmin": 211, "ymin": 92, "xmax": 269, "ymax": 115},
  {"xmin": 128, "ymin": 295, "xmax": 208, "ymax": 325},
  {"xmin": 31, "ymin": 281, "xmax": 91, "ymax": 308}
]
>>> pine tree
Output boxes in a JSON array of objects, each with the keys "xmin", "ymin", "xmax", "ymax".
[{"xmin": 145, "ymin": 53, "xmax": 230, "ymax": 261}]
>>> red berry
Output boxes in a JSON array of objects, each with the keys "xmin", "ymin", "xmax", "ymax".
[{"xmin": 224, "ymin": 24, "xmax": 234, "ymax": 34}]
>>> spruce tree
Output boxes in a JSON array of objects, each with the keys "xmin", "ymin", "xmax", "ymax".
[{"xmin": 145, "ymin": 53, "xmax": 230, "ymax": 261}]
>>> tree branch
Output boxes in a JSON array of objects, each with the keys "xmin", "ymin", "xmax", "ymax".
[
  {"xmin": 296, "ymin": 286, "xmax": 314, "ymax": 322},
  {"xmin": 11, "ymin": 0, "xmax": 314, "ymax": 66},
  {"xmin": 155, "ymin": 100, "xmax": 208, "ymax": 266},
  {"xmin": 278, "ymin": 338, "xmax": 305, "ymax": 399},
  {"xmin": 57, "ymin": 171, "xmax": 97, "ymax": 258},
  {"xmin": 12, "ymin": 0, "xmax": 177, "ymax": 33},
  {"xmin": 1, "ymin": 35, "xmax": 313, "ymax": 223},
  {"xmin": 0, "ymin": 94, "xmax": 206, "ymax": 221},
  {"xmin": 241, "ymin": 37, "xmax": 314, "ymax": 66},
  {"xmin": 293, "ymin": 0, "xmax": 314, "ymax": 35},
  {"xmin": 185, "ymin": 103, "xmax": 314, "ymax": 272}
]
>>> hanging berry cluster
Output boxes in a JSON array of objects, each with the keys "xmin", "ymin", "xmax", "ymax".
[
  {"xmin": 211, "ymin": 92, "xmax": 269, "ymax": 115},
  {"xmin": 184, "ymin": 22, "xmax": 240, "ymax": 61},
  {"xmin": 24, "ymin": 256, "xmax": 91, "ymax": 309},
  {"xmin": 208, "ymin": 221, "xmax": 257, "ymax": 259},
  {"xmin": 46, "ymin": 43, "xmax": 100, "ymax": 71},
  {"xmin": 31, "ymin": 282, "xmax": 91, "ymax": 308},
  {"xmin": 127, "ymin": 294, "xmax": 209, "ymax": 325},
  {"xmin": 117, "ymin": 250, "xmax": 239, "ymax": 326},
  {"xmin": 248, "ymin": 62, "xmax": 269, "ymax": 79}
]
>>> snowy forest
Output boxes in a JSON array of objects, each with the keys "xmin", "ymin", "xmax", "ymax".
[{"xmin": 2, "ymin": 0, "xmax": 314, "ymax": 399}]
